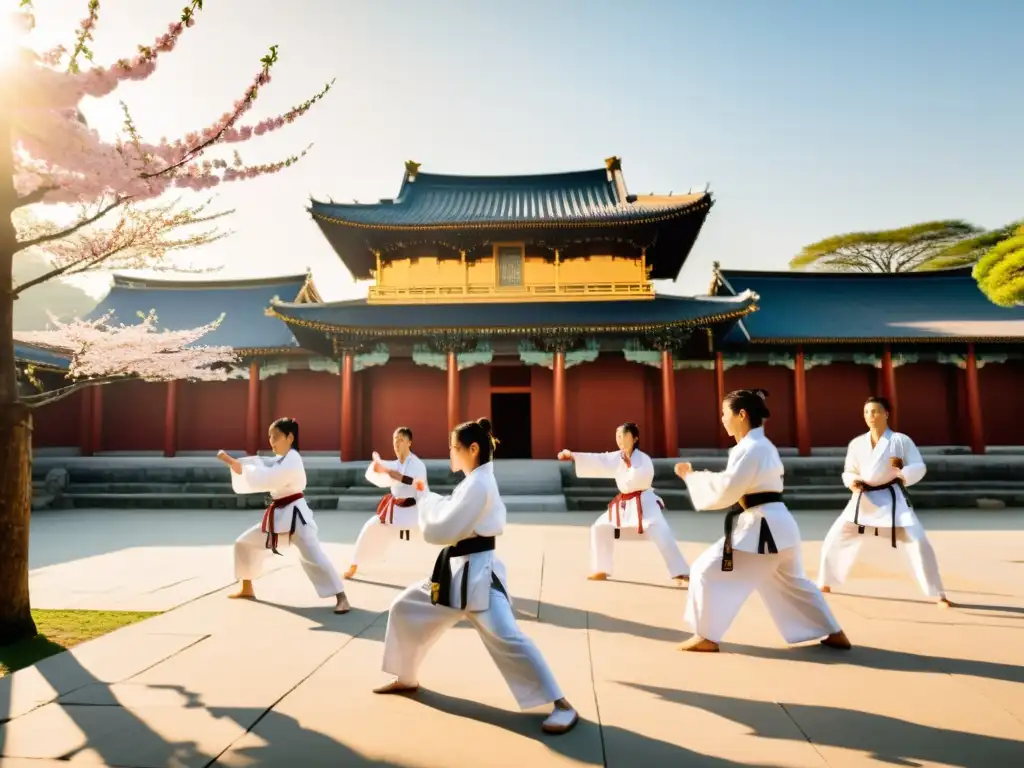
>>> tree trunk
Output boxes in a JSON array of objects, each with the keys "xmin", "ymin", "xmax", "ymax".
[
  {"xmin": 0, "ymin": 403, "xmax": 36, "ymax": 645},
  {"xmin": 0, "ymin": 106, "xmax": 38, "ymax": 645}
]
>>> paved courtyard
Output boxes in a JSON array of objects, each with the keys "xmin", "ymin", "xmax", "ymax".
[{"xmin": 2, "ymin": 508, "xmax": 1023, "ymax": 767}]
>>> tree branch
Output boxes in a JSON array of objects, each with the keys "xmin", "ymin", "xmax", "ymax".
[
  {"xmin": 14, "ymin": 186, "xmax": 59, "ymax": 209},
  {"xmin": 21, "ymin": 374, "xmax": 127, "ymax": 409},
  {"xmin": 16, "ymin": 196, "xmax": 127, "ymax": 253}
]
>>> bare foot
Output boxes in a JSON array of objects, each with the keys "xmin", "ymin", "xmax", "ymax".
[
  {"xmin": 228, "ymin": 580, "xmax": 255, "ymax": 600},
  {"xmin": 587, "ymin": 572, "xmax": 609, "ymax": 581},
  {"xmin": 334, "ymin": 593, "xmax": 351, "ymax": 614},
  {"xmin": 821, "ymin": 630, "xmax": 852, "ymax": 650},
  {"xmin": 678, "ymin": 635, "xmax": 720, "ymax": 652},
  {"xmin": 673, "ymin": 574, "xmax": 690, "ymax": 584},
  {"xmin": 372, "ymin": 679, "xmax": 419, "ymax": 695},
  {"xmin": 344, "ymin": 565, "xmax": 357, "ymax": 579},
  {"xmin": 937, "ymin": 596, "xmax": 953, "ymax": 608},
  {"xmin": 820, "ymin": 585, "xmax": 831, "ymax": 593},
  {"xmin": 542, "ymin": 700, "xmax": 579, "ymax": 734}
]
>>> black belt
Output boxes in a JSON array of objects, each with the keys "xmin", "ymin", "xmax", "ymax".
[
  {"xmin": 853, "ymin": 479, "xmax": 911, "ymax": 549},
  {"xmin": 722, "ymin": 492, "xmax": 782, "ymax": 572},
  {"xmin": 430, "ymin": 536, "xmax": 496, "ymax": 609}
]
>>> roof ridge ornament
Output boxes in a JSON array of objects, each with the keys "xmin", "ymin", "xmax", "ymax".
[
  {"xmin": 405, "ymin": 160, "xmax": 421, "ymax": 182},
  {"xmin": 604, "ymin": 156, "xmax": 622, "ymax": 172}
]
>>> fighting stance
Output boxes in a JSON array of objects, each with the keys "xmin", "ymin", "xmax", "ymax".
[
  {"xmin": 344, "ymin": 427, "xmax": 428, "ymax": 579},
  {"xmin": 217, "ymin": 417, "xmax": 350, "ymax": 613},
  {"xmin": 374, "ymin": 418, "xmax": 579, "ymax": 735},
  {"xmin": 558, "ymin": 422, "xmax": 689, "ymax": 583},
  {"xmin": 817, "ymin": 396, "xmax": 951, "ymax": 607},
  {"xmin": 674, "ymin": 390, "xmax": 851, "ymax": 653}
]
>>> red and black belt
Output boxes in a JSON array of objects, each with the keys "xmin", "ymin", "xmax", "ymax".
[
  {"xmin": 261, "ymin": 492, "xmax": 306, "ymax": 555},
  {"xmin": 376, "ymin": 493, "xmax": 417, "ymax": 540}
]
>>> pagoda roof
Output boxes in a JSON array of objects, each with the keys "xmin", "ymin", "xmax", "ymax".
[
  {"xmin": 309, "ymin": 159, "xmax": 713, "ymax": 281},
  {"xmin": 13, "ymin": 340, "xmax": 71, "ymax": 370},
  {"xmin": 267, "ymin": 292, "xmax": 756, "ymax": 353},
  {"xmin": 86, "ymin": 273, "xmax": 319, "ymax": 353},
  {"xmin": 711, "ymin": 267, "xmax": 1024, "ymax": 343}
]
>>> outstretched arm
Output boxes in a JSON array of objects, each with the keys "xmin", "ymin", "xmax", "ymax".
[
  {"xmin": 568, "ymin": 451, "xmax": 623, "ymax": 479},
  {"xmin": 677, "ymin": 448, "xmax": 760, "ymax": 511},
  {"xmin": 414, "ymin": 480, "xmax": 487, "ymax": 545},
  {"xmin": 365, "ymin": 453, "xmax": 402, "ymax": 488},
  {"xmin": 229, "ymin": 451, "xmax": 304, "ymax": 495}
]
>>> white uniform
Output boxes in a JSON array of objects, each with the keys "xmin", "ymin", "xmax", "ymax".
[
  {"xmin": 572, "ymin": 449, "xmax": 689, "ymax": 578},
  {"xmin": 817, "ymin": 429, "xmax": 945, "ymax": 598},
  {"xmin": 350, "ymin": 453, "xmax": 429, "ymax": 567},
  {"xmin": 231, "ymin": 450, "xmax": 345, "ymax": 598},
  {"xmin": 381, "ymin": 462, "xmax": 564, "ymax": 710},
  {"xmin": 683, "ymin": 427, "xmax": 841, "ymax": 644}
]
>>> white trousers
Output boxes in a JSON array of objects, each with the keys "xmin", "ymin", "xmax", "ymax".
[
  {"xmin": 382, "ymin": 581, "xmax": 564, "ymax": 710},
  {"xmin": 351, "ymin": 515, "xmax": 419, "ymax": 566},
  {"xmin": 234, "ymin": 520, "xmax": 345, "ymax": 598},
  {"xmin": 685, "ymin": 537, "xmax": 841, "ymax": 644},
  {"xmin": 817, "ymin": 518, "xmax": 946, "ymax": 598},
  {"xmin": 590, "ymin": 515, "xmax": 690, "ymax": 577}
]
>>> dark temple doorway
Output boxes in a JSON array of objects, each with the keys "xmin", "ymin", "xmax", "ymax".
[{"xmin": 490, "ymin": 393, "xmax": 532, "ymax": 458}]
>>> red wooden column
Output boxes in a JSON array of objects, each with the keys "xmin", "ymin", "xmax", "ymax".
[
  {"xmin": 447, "ymin": 349, "xmax": 460, "ymax": 434},
  {"xmin": 661, "ymin": 348, "xmax": 678, "ymax": 457},
  {"xmin": 245, "ymin": 359, "xmax": 261, "ymax": 455},
  {"xmin": 715, "ymin": 351, "xmax": 727, "ymax": 448},
  {"xmin": 793, "ymin": 346, "xmax": 811, "ymax": 456},
  {"xmin": 964, "ymin": 343, "xmax": 985, "ymax": 454},
  {"xmin": 881, "ymin": 345, "xmax": 898, "ymax": 429},
  {"xmin": 163, "ymin": 380, "xmax": 178, "ymax": 457},
  {"xmin": 553, "ymin": 348, "xmax": 566, "ymax": 453},
  {"xmin": 79, "ymin": 385, "xmax": 94, "ymax": 456},
  {"xmin": 340, "ymin": 350, "xmax": 355, "ymax": 461},
  {"xmin": 89, "ymin": 385, "xmax": 103, "ymax": 455}
]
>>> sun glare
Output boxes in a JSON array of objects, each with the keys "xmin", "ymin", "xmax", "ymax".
[{"xmin": 0, "ymin": 10, "xmax": 28, "ymax": 67}]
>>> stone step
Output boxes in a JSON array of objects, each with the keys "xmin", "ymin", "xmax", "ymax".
[
  {"xmin": 57, "ymin": 493, "xmax": 346, "ymax": 510},
  {"xmin": 62, "ymin": 482, "xmax": 459, "ymax": 496},
  {"xmin": 564, "ymin": 487, "xmax": 1024, "ymax": 511}
]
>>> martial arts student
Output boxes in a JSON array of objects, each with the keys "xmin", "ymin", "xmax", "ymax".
[
  {"xmin": 344, "ymin": 426, "xmax": 428, "ymax": 579},
  {"xmin": 557, "ymin": 422, "xmax": 690, "ymax": 583},
  {"xmin": 673, "ymin": 390, "xmax": 851, "ymax": 652},
  {"xmin": 216, "ymin": 416, "xmax": 350, "ymax": 613},
  {"xmin": 817, "ymin": 396, "xmax": 951, "ymax": 607},
  {"xmin": 373, "ymin": 417, "xmax": 579, "ymax": 735}
]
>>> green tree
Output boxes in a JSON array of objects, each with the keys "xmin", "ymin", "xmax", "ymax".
[
  {"xmin": 973, "ymin": 224, "xmax": 1024, "ymax": 307},
  {"xmin": 790, "ymin": 220, "xmax": 983, "ymax": 272}
]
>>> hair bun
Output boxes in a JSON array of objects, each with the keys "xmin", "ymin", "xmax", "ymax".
[
  {"xmin": 476, "ymin": 417, "xmax": 493, "ymax": 435},
  {"xmin": 753, "ymin": 388, "xmax": 769, "ymax": 400}
]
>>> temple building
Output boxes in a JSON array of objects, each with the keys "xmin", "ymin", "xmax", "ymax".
[{"xmin": 18, "ymin": 158, "xmax": 1024, "ymax": 458}]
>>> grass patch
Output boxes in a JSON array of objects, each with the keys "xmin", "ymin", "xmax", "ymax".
[{"xmin": 0, "ymin": 609, "xmax": 159, "ymax": 678}]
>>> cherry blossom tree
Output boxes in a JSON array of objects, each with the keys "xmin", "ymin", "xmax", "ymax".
[{"xmin": 0, "ymin": 0, "xmax": 334, "ymax": 644}]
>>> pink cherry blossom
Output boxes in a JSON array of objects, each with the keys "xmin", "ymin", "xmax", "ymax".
[
  {"xmin": 5, "ymin": 0, "xmax": 332, "ymax": 389},
  {"xmin": 16, "ymin": 311, "xmax": 237, "ymax": 384}
]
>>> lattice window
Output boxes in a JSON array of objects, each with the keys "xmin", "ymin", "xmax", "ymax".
[{"xmin": 497, "ymin": 246, "xmax": 523, "ymax": 287}]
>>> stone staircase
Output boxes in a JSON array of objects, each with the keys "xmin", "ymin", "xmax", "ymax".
[{"xmin": 31, "ymin": 452, "xmax": 1024, "ymax": 512}]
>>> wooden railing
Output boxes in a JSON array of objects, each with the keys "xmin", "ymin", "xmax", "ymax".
[{"xmin": 367, "ymin": 281, "xmax": 654, "ymax": 304}]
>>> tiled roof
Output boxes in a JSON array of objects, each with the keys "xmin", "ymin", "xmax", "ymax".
[
  {"xmin": 713, "ymin": 268, "xmax": 1024, "ymax": 342},
  {"xmin": 86, "ymin": 274, "xmax": 313, "ymax": 351},
  {"xmin": 308, "ymin": 160, "xmax": 714, "ymax": 281},
  {"xmin": 14, "ymin": 341, "xmax": 71, "ymax": 370},
  {"xmin": 309, "ymin": 168, "xmax": 707, "ymax": 229},
  {"xmin": 268, "ymin": 293, "xmax": 756, "ymax": 349}
]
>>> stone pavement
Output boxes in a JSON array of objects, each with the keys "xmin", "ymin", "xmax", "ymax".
[{"xmin": 2, "ymin": 508, "xmax": 1024, "ymax": 767}]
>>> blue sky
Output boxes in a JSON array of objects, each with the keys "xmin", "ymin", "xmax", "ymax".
[{"xmin": 25, "ymin": 0, "xmax": 1024, "ymax": 299}]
